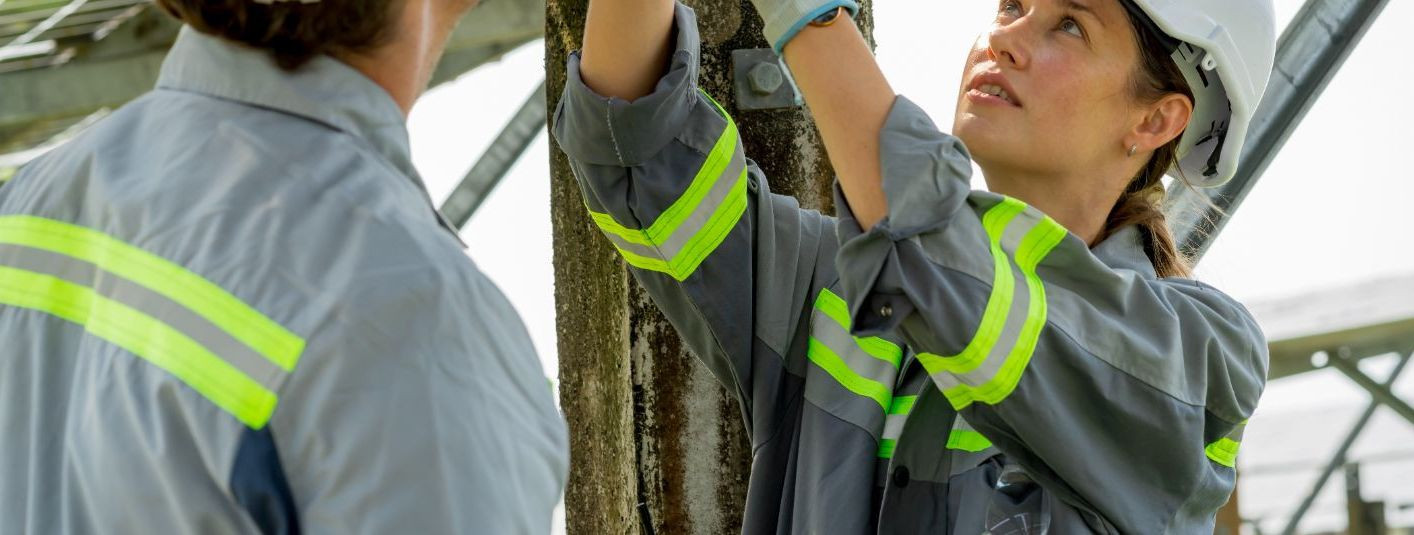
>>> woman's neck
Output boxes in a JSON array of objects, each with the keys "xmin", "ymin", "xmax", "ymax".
[{"xmin": 982, "ymin": 166, "xmax": 1128, "ymax": 247}]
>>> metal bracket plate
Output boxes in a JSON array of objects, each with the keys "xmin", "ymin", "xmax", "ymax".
[{"xmin": 732, "ymin": 48, "xmax": 802, "ymax": 111}]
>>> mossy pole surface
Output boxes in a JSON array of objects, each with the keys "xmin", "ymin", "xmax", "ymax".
[{"xmin": 547, "ymin": 1, "xmax": 873, "ymax": 532}]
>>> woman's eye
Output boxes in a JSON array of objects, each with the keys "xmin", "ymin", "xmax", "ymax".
[
  {"xmin": 1059, "ymin": 18, "xmax": 1084, "ymax": 37},
  {"xmin": 999, "ymin": 0, "xmax": 1022, "ymax": 18}
]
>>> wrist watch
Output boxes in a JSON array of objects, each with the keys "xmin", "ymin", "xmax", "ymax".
[{"xmin": 809, "ymin": 6, "xmax": 847, "ymax": 27}]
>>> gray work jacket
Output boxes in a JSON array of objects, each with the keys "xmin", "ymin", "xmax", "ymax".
[
  {"xmin": 551, "ymin": 4, "xmax": 1266, "ymax": 533},
  {"xmin": 0, "ymin": 26, "xmax": 567, "ymax": 534}
]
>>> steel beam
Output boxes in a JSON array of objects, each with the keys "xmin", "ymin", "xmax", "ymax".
[
  {"xmin": 440, "ymin": 79, "xmax": 547, "ymax": 229},
  {"xmin": 1165, "ymin": 0, "xmax": 1391, "ymax": 262},
  {"xmin": 0, "ymin": 8, "xmax": 175, "ymax": 142},
  {"xmin": 1281, "ymin": 351, "xmax": 1412, "ymax": 535},
  {"xmin": 1, "ymin": 0, "xmax": 545, "ymax": 158},
  {"xmin": 1317, "ymin": 348, "xmax": 1414, "ymax": 426}
]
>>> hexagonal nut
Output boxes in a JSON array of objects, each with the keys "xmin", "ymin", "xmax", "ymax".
[{"xmin": 747, "ymin": 62, "xmax": 784, "ymax": 95}]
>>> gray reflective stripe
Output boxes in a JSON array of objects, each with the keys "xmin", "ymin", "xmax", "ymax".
[
  {"xmin": 945, "ymin": 414, "xmax": 996, "ymax": 454},
  {"xmin": 0, "ymin": 243, "xmax": 288, "ymax": 389},
  {"xmin": 953, "ymin": 416, "xmax": 977, "ymax": 433},
  {"xmin": 1228, "ymin": 420, "xmax": 1247, "ymax": 442},
  {"xmin": 881, "ymin": 392, "xmax": 919, "ymax": 443},
  {"xmin": 595, "ymin": 145, "xmax": 746, "ymax": 262},
  {"xmin": 803, "ymin": 294, "xmax": 904, "ymax": 440},
  {"xmin": 882, "ymin": 412, "xmax": 907, "ymax": 442},
  {"xmin": 878, "ymin": 374, "xmax": 925, "ymax": 459},
  {"xmin": 803, "ymin": 369, "xmax": 887, "ymax": 441},
  {"xmin": 810, "ymin": 307, "xmax": 901, "ymax": 393},
  {"xmin": 929, "ymin": 209, "xmax": 1048, "ymax": 393}
]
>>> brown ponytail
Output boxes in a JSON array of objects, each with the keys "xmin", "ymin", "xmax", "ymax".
[
  {"xmin": 154, "ymin": 0, "xmax": 398, "ymax": 71},
  {"xmin": 1097, "ymin": 6, "xmax": 1198, "ymax": 279}
]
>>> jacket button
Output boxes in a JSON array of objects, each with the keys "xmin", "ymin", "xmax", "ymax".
[
  {"xmin": 879, "ymin": 304, "xmax": 893, "ymax": 318},
  {"xmin": 892, "ymin": 466, "xmax": 910, "ymax": 488}
]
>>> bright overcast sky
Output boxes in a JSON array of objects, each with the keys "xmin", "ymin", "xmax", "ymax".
[{"xmin": 407, "ymin": 1, "xmax": 1414, "ymax": 530}]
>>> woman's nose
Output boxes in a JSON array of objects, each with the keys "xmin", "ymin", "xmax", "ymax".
[{"xmin": 987, "ymin": 20, "xmax": 1030, "ymax": 70}]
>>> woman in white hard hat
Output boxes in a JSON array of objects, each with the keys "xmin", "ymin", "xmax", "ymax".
[{"xmin": 553, "ymin": 0, "xmax": 1276, "ymax": 532}]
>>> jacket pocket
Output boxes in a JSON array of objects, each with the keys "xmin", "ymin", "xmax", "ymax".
[{"xmin": 947, "ymin": 455, "xmax": 1110, "ymax": 534}]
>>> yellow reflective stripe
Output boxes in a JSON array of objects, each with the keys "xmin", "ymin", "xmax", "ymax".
[
  {"xmin": 943, "ymin": 213, "xmax": 1066, "ymax": 409},
  {"xmin": 887, "ymin": 395, "xmax": 917, "ymax": 416},
  {"xmin": 806, "ymin": 337, "xmax": 893, "ymax": 410},
  {"xmin": 585, "ymin": 90, "xmax": 750, "ymax": 281},
  {"xmin": 0, "ymin": 216, "xmax": 304, "ymax": 372},
  {"xmin": 877, "ymin": 438, "xmax": 898, "ymax": 459},
  {"xmin": 815, "ymin": 288, "xmax": 903, "ymax": 368},
  {"xmin": 1205, "ymin": 437, "xmax": 1240, "ymax": 468},
  {"xmin": 877, "ymin": 395, "xmax": 918, "ymax": 458},
  {"xmin": 1205, "ymin": 420, "xmax": 1246, "ymax": 467},
  {"xmin": 587, "ymin": 115, "xmax": 738, "ymax": 245},
  {"xmin": 916, "ymin": 198, "xmax": 1024, "ymax": 375},
  {"xmin": 946, "ymin": 429, "xmax": 994, "ymax": 452},
  {"xmin": 0, "ymin": 265, "xmax": 277, "ymax": 428},
  {"xmin": 585, "ymin": 90, "xmax": 746, "ymax": 284},
  {"xmin": 599, "ymin": 167, "xmax": 748, "ymax": 281},
  {"xmin": 672, "ymin": 166, "xmax": 748, "ymax": 279}
]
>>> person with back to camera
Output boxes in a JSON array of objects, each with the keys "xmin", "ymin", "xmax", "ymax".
[
  {"xmin": 553, "ymin": 0, "xmax": 1274, "ymax": 531},
  {"xmin": 0, "ymin": 0, "xmax": 567, "ymax": 532}
]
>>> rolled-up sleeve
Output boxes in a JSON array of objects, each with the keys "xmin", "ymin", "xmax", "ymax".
[
  {"xmin": 834, "ymin": 96, "xmax": 977, "ymax": 336},
  {"xmin": 554, "ymin": 3, "xmax": 701, "ymax": 168}
]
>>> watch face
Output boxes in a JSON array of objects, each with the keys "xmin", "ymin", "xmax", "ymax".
[{"xmin": 810, "ymin": 6, "xmax": 845, "ymax": 27}]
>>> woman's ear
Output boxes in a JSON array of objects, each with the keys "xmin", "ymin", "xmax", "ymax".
[{"xmin": 1130, "ymin": 93, "xmax": 1192, "ymax": 153}]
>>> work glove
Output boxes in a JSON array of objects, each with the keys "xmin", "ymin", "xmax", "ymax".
[{"xmin": 752, "ymin": 0, "xmax": 859, "ymax": 53}]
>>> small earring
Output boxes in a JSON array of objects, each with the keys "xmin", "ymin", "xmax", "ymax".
[{"xmin": 1127, "ymin": 144, "xmax": 1138, "ymax": 158}]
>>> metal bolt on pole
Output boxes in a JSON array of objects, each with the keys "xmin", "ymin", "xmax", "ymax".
[{"xmin": 746, "ymin": 62, "xmax": 783, "ymax": 95}]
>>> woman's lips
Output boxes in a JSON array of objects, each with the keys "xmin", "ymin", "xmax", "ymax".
[{"xmin": 966, "ymin": 71, "xmax": 1023, "ymax": 108}]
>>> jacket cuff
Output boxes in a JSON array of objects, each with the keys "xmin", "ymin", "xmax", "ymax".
[
  {"xmin": 834, "ymin": 95, "xmax": 972, "ymax": 335},
  {"xmin": 554, "ymin": 2, "xmax": 702, "ymax": 167}
]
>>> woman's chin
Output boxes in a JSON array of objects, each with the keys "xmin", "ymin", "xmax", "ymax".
[{"xmin": 953, "ymin": 121, "xmax": 1005, "ymax": 158}]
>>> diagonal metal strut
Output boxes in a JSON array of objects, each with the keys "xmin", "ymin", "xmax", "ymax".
[
  {"xmin": 1318, "ymin": 348, "xmax": 1414, "ymax": 426},
  {"xmin": 440, "ymin": 79, "xmax": 547, "ymax": 229},
  {"xmin": 1280, "ymin": 351, "xmax": 1413, "ymax": 535}
]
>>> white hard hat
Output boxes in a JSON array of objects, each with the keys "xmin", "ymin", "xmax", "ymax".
[{"xmin": 1122, "ymin": 0, "xmax": 1278, "ymax": 187}]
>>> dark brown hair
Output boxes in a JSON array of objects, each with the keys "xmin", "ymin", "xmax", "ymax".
[
  {"xmin": 154, "ymin": 0, "xmax": 400, "ymax": 71},
  {"xmin": 1099, "ymin": 6, "xmax": 1195, "ymax": 278}
]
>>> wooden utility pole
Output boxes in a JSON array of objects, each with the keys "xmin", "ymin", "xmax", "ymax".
[
  {"xmin": 1215, "ymin": 471, "xmax": 1242, "ymax": 535},
  {"xmin": 1345, "ymin": 463, "xmax": 1387, "ymax": 535},
  {"xmin": 546, "ymin": 1, "xmax": 874, "ymax": 532}
]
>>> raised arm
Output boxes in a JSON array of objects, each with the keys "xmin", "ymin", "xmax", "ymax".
[
  {"xmin": 781, "ymin": 12, "xmax": 894, "ymax": 229},
  {"xmin": 553, "ymin": 3, "xmax": 843, "ymax": 439},
  {"xmin": 579, "ymin": 0, "xmax": 675, "ymax": 101},
  {"xmin": 742, "ymin": 0, "xmax": 895, "ymax": 228}
]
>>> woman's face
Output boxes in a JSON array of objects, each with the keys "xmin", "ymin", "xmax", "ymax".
[{"xmin": 954, "ymin": 0, "xmax": 1143, "ymax": 181}]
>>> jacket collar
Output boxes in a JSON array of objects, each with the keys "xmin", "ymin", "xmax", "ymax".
[
  {"xmin": 1092, "ymin": 225, "xmax": 1159, "ymax": 278},
  {"xmin": 157, "ymin": 27, "xmax": 417, "ymax": 179},
  {"xmin": 154, "ymin": 27, "xmax": 466, "ymax": 245}
]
